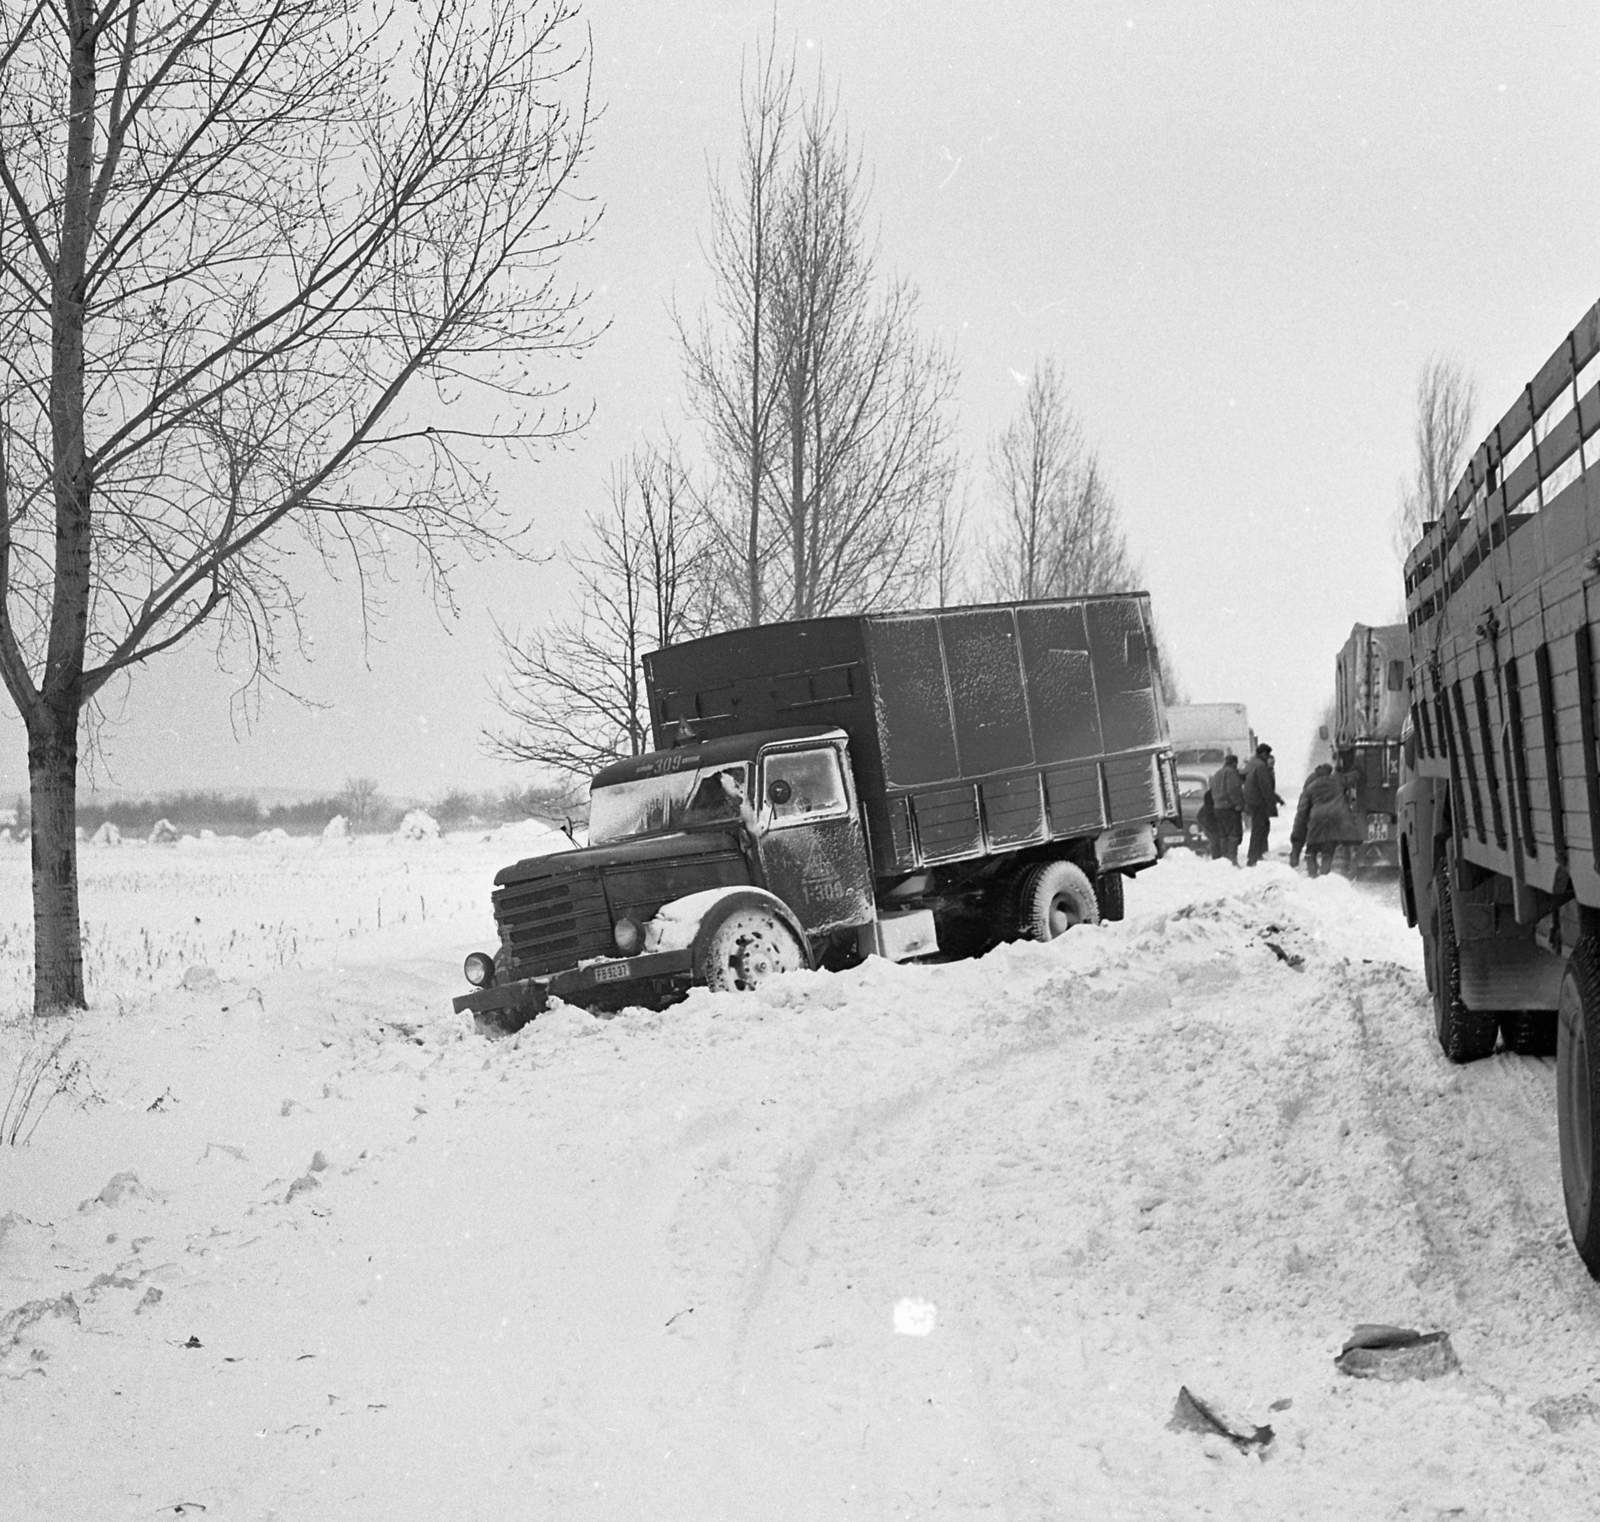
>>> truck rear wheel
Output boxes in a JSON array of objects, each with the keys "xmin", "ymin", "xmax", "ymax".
[
  {"xmin": 1095, "ymin": 870, "xmax": 1125, "ymax": 923},
  {"xmin": 1017, "ymin": 860, "xmax": 1100, "ymax": 942},
  {"xmin": 697, "ymin": 906, "xmax": 808, "ymax": 993},
  {"xmin": 1558, "ymin": 939, "xmax": 1600, "ymax": 1278},
  {"xmin": 1431, "ymin": 862, "xmax": 1499, "ymax": 1062}
]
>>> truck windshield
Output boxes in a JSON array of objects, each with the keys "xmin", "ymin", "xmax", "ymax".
[{"xmin": 587, "ymin": 763, "xmax": 753, "ymax": 845}]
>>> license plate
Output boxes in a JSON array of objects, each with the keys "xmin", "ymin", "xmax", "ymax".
[
  {"xmin": 591, "ymin": 961, "xmax": 632, "ymax": 984},
  {"xmin": 1366, "ymin": 816, "xmax": 1392, "ymax": 842}
]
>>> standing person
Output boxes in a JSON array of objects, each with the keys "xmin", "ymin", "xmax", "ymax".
[
  {"xmin": 1209, "ymin": 753, "xmax": 1245, "ymax": 865},
  {"xmin": 1242, "ymin": 742, "xmax": 1284, "ymax": 866}
]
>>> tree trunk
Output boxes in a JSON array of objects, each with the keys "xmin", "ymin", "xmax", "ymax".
[{"xmin": 27, "ymin": 706, "xmax": 85, "ymax": 1012}]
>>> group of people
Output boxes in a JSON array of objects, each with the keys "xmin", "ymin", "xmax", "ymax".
[
  {"xmin": 1197, "ymin": 743, "xmax": 1283, "ymax": 866},
  {"xmin": 1195, "ymin": 742, "xmax": 1363, "ymax": 875}
]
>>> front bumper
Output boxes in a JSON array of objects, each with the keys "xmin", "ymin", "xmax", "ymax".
[{"xmin": 452, "ymin": 947, "xmax": 695, "ymax": 1028}]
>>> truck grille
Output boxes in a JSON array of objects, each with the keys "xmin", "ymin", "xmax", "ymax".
[{"xmin": 493, "ymin": 871, "xmax": 613, "ymax": 976}]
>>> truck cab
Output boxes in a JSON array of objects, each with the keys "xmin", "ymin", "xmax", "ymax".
[{"xmin": 456, "ymin": 726, "xmax": 876, "ymax": 1027}]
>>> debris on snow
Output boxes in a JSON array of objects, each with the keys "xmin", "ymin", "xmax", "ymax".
[
  {"xmin": 77, "ymin": 1171, "xmax": 163, "ymax": 1212},
  {"xmin": 1531, "ymin": 1393, "xmax": 1600, "ymax": 1432},
  {"xmin": 284, "ymin": 1172, "xmax": 321, "ymax": 1204},
  {"xmin": 1335, "ymin": 1324, "xmax": 1460, "ymax": 1381},
  {"xmin": 1167, "ymin": 1386, "xmax": 1274, "ymax": 1455}
]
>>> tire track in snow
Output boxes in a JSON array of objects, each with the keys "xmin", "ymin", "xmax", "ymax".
[{"xmin": 1339, "ymin": 955, "xmax": 1600, "ymax": 1386}]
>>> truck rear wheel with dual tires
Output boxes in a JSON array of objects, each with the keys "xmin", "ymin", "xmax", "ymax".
[
  {"xmin": 1558, "ymin": 938, "xmax": 1600, "ymax": 1278},
  {"xmin": 1095, "ymin": 869, "xmax": 1125, "ymax": 922},
  {"xmin": 1430, "ymin": 860, "xmax": 1500, "ymax": 1063},
  {"xmin": 697, "ymin": 905, "xmax": 808, "ymax": 993},
  {"xmin": 1016, "ymin": 860, "xmax": 1100, "ymax": 942}
]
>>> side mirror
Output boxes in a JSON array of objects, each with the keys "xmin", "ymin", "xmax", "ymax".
[{"xmin": 767, "ymin": 778, "xmax": 792, "ymax": 806}]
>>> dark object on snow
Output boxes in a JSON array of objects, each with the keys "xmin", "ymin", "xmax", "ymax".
[
  {"xmin": 1167, "ymin": 1385, "xmax": 1274, "ymax": 1454},
  {"xmin": 1334, "ymin": 1324, "xmax": 1459, "ymax": 1381},
  {"xmin": 1264, "ymin": 938, "xmax": 1305, "ymax": 970}
]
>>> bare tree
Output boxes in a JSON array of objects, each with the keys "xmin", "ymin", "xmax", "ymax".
[
  {"xmin": 0, "ymin": 0, "xmax": 596, "ymax": 1012},
  {"xmin": 983, "ymin": 361, "xmax": 1139, "ymax": 600},
  {"xmin": 681, "ymin": 40, "xmax": 958, "ymax": 625},
  {"xmin": 1394, "ymin": 354, "xmax": 1477, "ymax": 562},
  {"xmin": 676, "ymin": 37, "xmax": 795, "ymax": 629},
  {"xmin": 1147, "ymin": 612, "xmax": 1186, "ymax": 708},
  {"xmin": 340, "ymin": 776, "xmax": 379, "ymax": 831},
  {"xmin": 486, "ymin": 445, "xmax": 709, "ymax": 778},
  {"xmin": 929, "ymin": 478, "xmax": 972, "ymax": 608}
]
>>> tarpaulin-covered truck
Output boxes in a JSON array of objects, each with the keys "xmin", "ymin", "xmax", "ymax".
[
  {"xmin": 1332, "ymin": 622, "xmax": 1408, "ymax": 868},
  {"xmin": 1398, "ymin": 296, "xmax": 1600, "ymax": 1276},
  {"xmin": 455, "ymin": 595, "xmax": 1177, "ymax": 1031}
]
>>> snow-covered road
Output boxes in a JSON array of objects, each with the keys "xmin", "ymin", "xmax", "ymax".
[{"xmin": 3, "ymin": 841, "xmax": 1599, "ymax": 1518}]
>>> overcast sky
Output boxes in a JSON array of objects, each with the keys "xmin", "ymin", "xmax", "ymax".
[{"xmin": 6, "ymin": 0, "xmax": 1600, "ymax": 804}]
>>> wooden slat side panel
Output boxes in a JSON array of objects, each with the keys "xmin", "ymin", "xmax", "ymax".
[
  {"xmin": 1451, "ymin": 680, "xmax": 1487, "ymax": 843},
  {"xmin": 981, "ymin": 773, "xmax": 1047, "ymax": 848},
  {"xmin": 1043, "ymin": 763, "xmax": 1105, "ymax": 837},
  {"xmin": 1473, "ymin": 669, "xmax": 1508, "ymax": 849},
  {"xmin": 1533, "ymin": 642, "xmax": 1567, "ymax": 866},
  {"xmin": 1505, "ymin": 657, "xmax": 1536, "ymax": 856},
  {"xmin": 1575, "ymin": 622, "xmax": 1600, "ymax": 877}
]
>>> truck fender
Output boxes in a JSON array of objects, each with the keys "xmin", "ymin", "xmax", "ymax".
[{"xmin": 645, "ymin": 886, "xmax": 815, "ymax": 971}]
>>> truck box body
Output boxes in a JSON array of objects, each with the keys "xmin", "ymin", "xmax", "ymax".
[
  {"xmin": 1335, "ymin": 623, "xmax": 1409, "ymax": 746},
  {"xmin": 644, "ymin": 594, "xmax": 1175, "ymax": 878},
  {"xmin": 1165, "ymin": 703, "xmax": 1253, "ymax": 768},
  {"xmin": 1332, "ymin": 623, "xmax": 1408, "ymax": 862}
]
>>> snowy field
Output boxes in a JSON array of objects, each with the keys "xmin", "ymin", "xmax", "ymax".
[{"xmin": 3, "ymin": 835, "xmax": 1599, "ymax": 1519}]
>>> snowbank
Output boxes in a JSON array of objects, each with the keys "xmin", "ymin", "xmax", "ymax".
[
  {"xmin": 0, "ymin": 846, "xmax": 1594, "ymax": 1519},
  {"xmin": 394, "ymin": 808, "xmax": 439, "ymax": 842}
]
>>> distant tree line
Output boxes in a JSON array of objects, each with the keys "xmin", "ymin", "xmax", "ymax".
[
  {"xmin": 19, "ymin": 779, "xmax": 579, "ymax": 841},
  {"xmin": 489, "ymin": 33, "xmax": 1172, "ymax": 779}
]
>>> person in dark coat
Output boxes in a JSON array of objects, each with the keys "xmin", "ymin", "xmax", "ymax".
[
  {"xmin": 1241, "ymin": 742, "xmax": 1284, "ymax": 866},
  {"xmin": 1289, "ymin": 763, "xmax": 1363, "ymax": 877},
  {"xmin": 1209, "ymin": 753, "xmax": 1245, "ymax": 865}
]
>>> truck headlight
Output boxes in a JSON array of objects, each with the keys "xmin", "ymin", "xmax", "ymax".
[
  {"xmin": 463, "ymin": 951, "xmax": 497, "ymax": 987},
  {"xmin": 613, "ymin": 917, "xmax": 642, "ymax": 954}
]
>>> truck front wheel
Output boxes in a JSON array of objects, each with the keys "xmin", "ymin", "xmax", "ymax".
[
  {"xmin": 697, "ymin": 906, "xmax": 808, "ymax": 993},
  {"xmin": 1559, "ymin": 939, "xmax": 1600, "ymax": 1277},
  {"xmin": 1431, "ymin": 861, "xmax": 1499, "ymax": 1062},
  {"xmin": 1017, "ymin": 860, "xmax": 1100, "ymax": 942}
]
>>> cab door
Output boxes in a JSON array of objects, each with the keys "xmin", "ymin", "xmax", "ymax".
[{"xmin": 754, "ymin": 742, "xmax": 875, "ymax": 936}]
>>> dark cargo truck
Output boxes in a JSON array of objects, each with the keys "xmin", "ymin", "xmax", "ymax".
[
  {"xmin": 1332, "ymin": 622, "xmax": 1408, "ymax": 868},
  {"xmin": 455, "ymin": 595, "xmax": 1177, "ymax": 1032},
  {"xmin": 1398, "ymin": 296, "xmax": 1600, "ymax": 1276}
]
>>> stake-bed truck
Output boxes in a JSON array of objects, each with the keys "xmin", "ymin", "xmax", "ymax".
[
  {"xmin": 456, "ymin": 596, "xmax": 1177, "ymax": 1032},
  {"xmin": 1399, "ymin": 296, "xmax": 1600, "ymax": 1276}
]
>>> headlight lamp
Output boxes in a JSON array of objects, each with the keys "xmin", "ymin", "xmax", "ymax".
[{"xmin": 613, "ymin": 917, "xmax": 642, "ymax": 954}]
